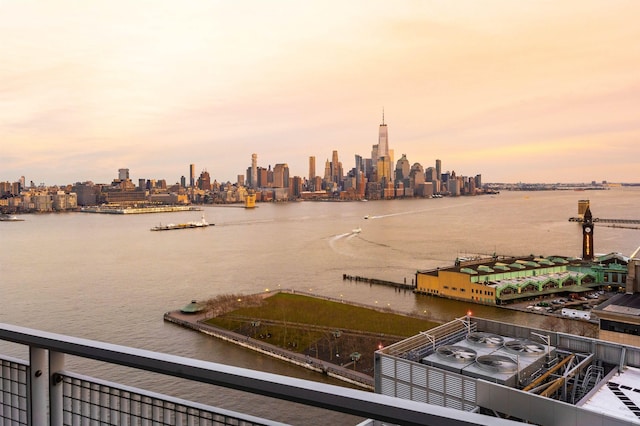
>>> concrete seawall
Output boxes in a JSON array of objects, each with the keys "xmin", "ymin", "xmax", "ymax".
[{"xmin": 163, "ymin": 310, "xmax": 375, "ymax": 390}]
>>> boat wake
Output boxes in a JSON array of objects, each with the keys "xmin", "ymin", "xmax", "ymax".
[{"xmin": 365, "ymin": 201, "xmax": 478, "ymax": 220}]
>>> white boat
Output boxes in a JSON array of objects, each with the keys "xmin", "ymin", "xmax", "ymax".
[
  {"xmin": 352, "ymin": 227, "xmax": 362, "ymax": 234},
  {"xmin": 151, "ymin": 214, "xmax": 211, "ymax": 231},
  {"xmin": 0, "ymin": 214, "xmax": 24, "ymax": 222}
]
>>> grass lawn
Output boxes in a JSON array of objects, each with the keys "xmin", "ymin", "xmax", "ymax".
[{"xmin": 204, "ymin": 292, "xmax": 440, "ymax": 376}]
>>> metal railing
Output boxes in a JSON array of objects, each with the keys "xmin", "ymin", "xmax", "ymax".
[{"xmin": 0, "ymin": 323, "xmax": 521, "ymax": 426}]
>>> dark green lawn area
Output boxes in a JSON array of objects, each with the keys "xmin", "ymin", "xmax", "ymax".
[{"xmin": 204, "ymin": 292, "xmax": 439, "ymax": 376}]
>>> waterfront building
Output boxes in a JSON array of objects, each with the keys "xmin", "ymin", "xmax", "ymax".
[
  {"xmin": 31, "ymin": 193, "xmax": 53, "ymax": 212},
  {"xmin": 415, "ymin": 254, "xmax": 628, "ymax": 305},
  {"xmin": 475, "ymin": 174, "xmax": 482, "ymax": 189},
  {"xmin": 593, "ymin": 247, "xmax": 640, "ymax": 347},
  {"xmin": 73, "ymin": 182, "xmax": 98, "ymax": 206},
  {"xmin": 52, "ymin": 191, "xmax": 77, "ymax": 211},
  {"xmin": 366, "ymin": 181, "xmax": 382, "ymax": 200},
  {"xmin": 291, "ymin": 176, "xmax": 303, "ymax": 198},
  {"xmin": 189, "ymin": 164, "xmax": 195, "ymax": 187},
  {"xmin": 103, "ymin": 190, "xmax": 147, "ymax": 205},
  {"xmin": 148, "ymin": 192, "xmax": 186, "ymax": 205}
]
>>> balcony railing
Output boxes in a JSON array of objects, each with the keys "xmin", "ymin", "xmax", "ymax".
[{"xmin": 0, "ymin": 323, "xmax": 520, "ymax": 426}]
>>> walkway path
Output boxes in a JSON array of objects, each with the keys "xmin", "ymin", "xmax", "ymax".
[{"xmin": 163, "ymin": 310, "xmax": 375, "ymax": 390}]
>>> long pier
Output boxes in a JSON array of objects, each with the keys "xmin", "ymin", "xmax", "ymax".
[
  {"xmin": 342, "ymin": 274, "xmax": 415, "ymax": 290},
  {"xmin": 80, "ymin": 205, "xmax": 200, "ymax": 214},
  {"xmin": 569, "ymin": 217, "xmax": 640, "ymax": 225}
]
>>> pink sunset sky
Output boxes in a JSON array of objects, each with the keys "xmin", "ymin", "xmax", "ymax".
[{"xmin": 1, "ymin": 1, "xmax": 639, "ymax": 185}]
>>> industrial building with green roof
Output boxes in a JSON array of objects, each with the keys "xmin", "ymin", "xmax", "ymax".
[{"xmin": 415, "ymin": 253, "xmax": 629, "ymax": 305}]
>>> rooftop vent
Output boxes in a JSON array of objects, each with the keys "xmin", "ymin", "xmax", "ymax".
[
  {"xmin": 503, "ymin": 339, "xmax": 546, "ymax": 356},
  {"xmin": 476, "ymin": 355, "xmax": 518, "ymax": 373},
  {"xmin": 466, "ymin": 332, "xmax": 505, "ymax": 347},
  {"xmin": 436, "ymin": 345, "xmax": 477, "ymax": 363}
]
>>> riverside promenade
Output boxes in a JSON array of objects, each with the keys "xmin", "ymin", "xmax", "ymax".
[{"xmin": 163, "ymin": 309, "xmax": 375, "ymax": 390}]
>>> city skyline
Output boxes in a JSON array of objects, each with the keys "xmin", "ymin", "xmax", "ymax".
[{"xmin": 2, "ymin": 1, "xmax": 639, "ymax": 185}]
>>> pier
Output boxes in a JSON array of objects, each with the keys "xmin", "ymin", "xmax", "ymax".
[
  {"xmin": 568, "ymin": 216, "xmax": 640, "ymax": 230},
  {"xmin": 342, "ymin": 274, "xmax": 415, "ymax": 290},
  {"xmin": 80, "ymin": 205, "xmax": 200, "ymax": 214},
  {"xmin": 569, "ymin": 217, "xmax": 640, "ymax": 224},
  {"xmin": 568, "ymin": 199, "xmax": 640, "ymax": 228}
]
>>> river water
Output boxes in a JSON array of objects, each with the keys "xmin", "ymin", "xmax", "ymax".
[{"xmin": 1, "ymin": 187, "xmax": 638, "ymax": 423}]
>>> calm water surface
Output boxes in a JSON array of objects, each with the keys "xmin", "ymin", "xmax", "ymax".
[{"xmin": 1, "ymin": 188, "xmax": 638, "ymax": 423}]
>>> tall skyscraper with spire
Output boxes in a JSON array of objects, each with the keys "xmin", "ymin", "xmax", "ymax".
[
  {"xmin": 378, "ymin": 109, "xmax": 389, "ymax": 161},
  {"xmin": 376, "ymin": 109, "xmax": 391, "ymax": 182}
]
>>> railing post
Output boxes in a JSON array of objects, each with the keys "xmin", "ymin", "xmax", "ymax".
[
  {"xmin": 29, "ymin": 347, "xmax": 47, "ymax": 426},
  {"xmin": 50, "ymin": 351, "xmax": 65, "ymax": 426}
]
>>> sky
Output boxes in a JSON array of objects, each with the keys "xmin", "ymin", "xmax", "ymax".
[{"xmin": 1, "ymin": 0, "xmax": 639, "ymax": 186}]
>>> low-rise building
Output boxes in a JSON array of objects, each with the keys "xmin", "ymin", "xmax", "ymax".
[
  {"xmin": 593, "ymin": 247, "xmax": 640, "ymax": 347},
  {"xmin": 416, "ymin": 254, "xmax": 628, "ymax": 305}
]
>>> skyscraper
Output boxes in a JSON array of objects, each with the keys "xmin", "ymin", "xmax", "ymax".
[
  {"xmin": 198, "ymin": 170, "xmax": 211, "ymax": 191},
  {"xmin": 251, "ymin": 154, "xmax": 258, "ymax": 188},
  {"xmin": 354, "ymin": 154, "xmax": 363, "ymax": 175},
  {"xmin": 395, "ymin": 154, "xmax": 410, "ymax": 183},
  {"xmin": 377, "ymin": 110, "xmax": 389, "ymax": 161},
  {"xmin": 273, "ymin": 164, "xmax": 289, "ymax": 188},
  {"xmin": 330, "ymin": 150, "xmax": 342, "ymax": 184},
  {"xmin": 309, "ymin": 156, "xmax": 316, "ymax": 181},
  {"xmin": 189, "ymin": 164, "xmax": 195, "ymax": 187},
  {"xmin": 372, "ymin": 111, "xmax": 391, "ymax": 183},
  {"xmin": 324, "ymin": 159, "xmax": 331, "ymax": 181},
  {"xmin": 376, "ymin": 157, "xmax": 391, "ymax": 183}
]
